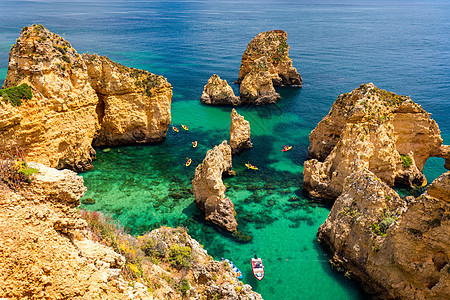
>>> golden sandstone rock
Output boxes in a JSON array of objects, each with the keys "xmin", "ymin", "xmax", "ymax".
[
  {"xmin": 237, "ymin": 30, "xmax": 302, "ymax": 87},
  {"xmin": 317, "ymin": 170, "xmax": 450, "ymax": 299},
  {"xmin": 191, "ymin": 140, "xmax": 238, "ymax": 232},
  {"xmin": 230, "ymin": 108, "xmax": 252, "ymax": 155},
  {"xmin": 200, "ymin": 74, "xmax": 240, "ymax": 105},
  {"xmin": 201, "ymin": 30, "xmax": 300, "ymax": 106},
  {"xmin": 0, "ymin": 24, "xmax": 172, "ymax": 171},
  {"xmin": 304, "ymin": 83, "xmax": 449, "ymax": 201}
]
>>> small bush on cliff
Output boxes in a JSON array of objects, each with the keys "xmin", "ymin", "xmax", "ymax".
[
  {"xmin": 168, "ymin": 244, "xmax": 192, "ymax": 269},
  {"xmin": 400, "ymin": 154, "xmax": 413, "ymax": 168},
  {"xmin": 0, "ymin": 149, "xmax": 38, "ymax": 190},
  {"xmin": 0, "ymin": 83, "xmax": 32, "ymax": 107}
]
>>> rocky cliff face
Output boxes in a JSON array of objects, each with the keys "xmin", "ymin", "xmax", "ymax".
[
  {"xmin": 200, "ymin": 74, "xmax": 240, "ymax": 105},
  {"xmin": 237, "ymin": 30, "xmax": 301, "ymax": 87},
  {"xmin": 0, "ymin": 24, "xmax": 172, "ymax": 171},
  {"xmin": 317, "ymin": 170, "xmax": 450, "ymax": 299},
  {"xmin": 191, "ymin": 140, "xmax": 238, "ymax": 232},
  {"xmin": 0, "ymin": 162, "xmax": 147, "ymax": 299},
  {"xmin": 1, "ymin": 25, "xmax": 99, "ymax": 171},
  {"xmin": 83, "ymin": 54, "xmax": 172, "ymax": 146},
  {"xmin": 230, "ymin": 109, "xmax": 252, "ymax": 155},
  {"xmin": 304, "ymin": 83, "xmax": 449, "ymax": 201}
]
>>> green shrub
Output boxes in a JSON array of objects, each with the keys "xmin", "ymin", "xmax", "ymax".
[
  {"xmin": 0, "ymin": 83, "xmax": 33, "ymax": 106},
  {"xmin": 400, "ymin": 154, "xmax": 413, "ymax": 168},
  {"xmin": 0, "ymin": 151, "xmax": 38, "ymax": 190},
  {"xmin": 178, "ymin": 278, "xmax": 190, "ymax": 296},
  {"xmin": 168, "ymin": 244, "xmax": 192, "ymax": 268}
]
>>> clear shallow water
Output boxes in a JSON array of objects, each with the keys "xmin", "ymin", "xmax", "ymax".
[{"xmin": 1, "ymin": 1, "xmax": 449, "ymax": 299}]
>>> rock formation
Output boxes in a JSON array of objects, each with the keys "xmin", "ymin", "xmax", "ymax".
[
  {"xmin": 239, "ymin": 57, "xmax": 281, "ymax": 104},
  {"xmin": 237, "ymin": 30, "xmax": 302, "ymax": 87},
  {"xmin": 82, "ymin": 54, "xmax": 172, "ymax": 146},
  {"xmin": 200, "ymin": 74, "xmax": 240, "ymax": 105},
  {"xmin": 317, "ymin": 170, "xmax": 450, "ymax": 299},
  {"xmin": 0, "ymin": 24, "xmax": 172, "ymax": 171},
  {"xmin": 304, "ymin": 83, "xmax": 449, "ymax": 201},
  {"xmin": 0, "ymin": 161, "xmax": 261, "ymax": 299},
  {"xmin": 230, "ymin": 109, "xmax": 252, "ymax": 154},
  {"xmin": 191, "ymin": 140, "xmax": 238, "ymax": 232},
  {"xmin": 0, "ymin": 162, "xmax": 146, "ymax": 299}
]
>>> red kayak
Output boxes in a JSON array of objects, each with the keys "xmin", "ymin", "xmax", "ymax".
[{"xmin": 251, "ymin": 257, "xmax": 264, "ymax": 281}]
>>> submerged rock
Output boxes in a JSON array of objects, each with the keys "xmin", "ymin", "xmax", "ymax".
[
  {"xmin": 0, "ymin": 24, "xmax": 172, "ymax": 171},
  {"xmin": 303, "ymin": 83, "xmax": 449, "ymax": 201},
  {"xmin": 191, "ymin": 140, "xmax": 238, "ymax": 232},
  {"xmin": 237, "ymin": 30, "xmax": 302, "ymax": 87},
  {"xmin": 230, "ymin": 108, "xmax": 252, "ymax": 155},
  {"xmin": 200, "ymin": 74, "xmax": 240, "ymax": 105},
  {"xmin": 317, "ymin": 170, "xmax": 450, "ymax": 299}
]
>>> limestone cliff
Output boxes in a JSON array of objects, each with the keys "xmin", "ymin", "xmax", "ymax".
[
  {"xmin": 200, "ymin": 74, "xmax": 240, "ymax": 105},
  {"xmin": 0, "ymin": 24, "xmax": 172, "ymax": 171},
  {"xmin": 0, "ymin": 162, "xmax": 147, "ymax": 299},
  {"xmin": 239, "ymin": 57, "xmax": 281, "ymax": 105},
  {"xmin": 1, "ymin": 24, "xmax": 99, "ymax": 171},
  {"xmin": 304, "ymin": 83, "xmax": 449, "ymax": 201},
  {"xmin": 237, "ymin": 30, "xmax": 301, "ymax": 87},
  {"xmin": 230, "ymin": 109, "xmax": 252, "ymax": 155},
  {"xmin": 191, "ymin": 140, "xmax": 238, "ymax": 232},
  {"xmin": 317, "ymin": 170, "xmax": 450, "ymax": 299},
  {"xmin": 82, "ymin": 54, "xmax": 172, "ymax": 146}
]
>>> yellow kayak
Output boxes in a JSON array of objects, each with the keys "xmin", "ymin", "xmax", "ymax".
[
  {"xmin": 245, "ymin": 163, "xmax": 258, "ymax": 170},
  {"xmin": 181, "ymin": 124, "xmax": 189, "ymax": 131},
  {"xmin": 282, "ymin": 145, "xmax": 292, "ymax": 152},
  {"xmin": 173, "ymin": 126, "xmax": 179, "ymax": 132},
  {"xmin": 186, "ymin": 158, "xmax": 192, "ymax": 167},
  {"xmin": 192, "ymin": 141, "xmax": 198, "ymax": 148}
]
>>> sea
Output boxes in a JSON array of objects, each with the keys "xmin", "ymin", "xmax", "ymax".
[{"xmin": 1, "ymin": 1, "xmax": 449, "ymax": 299}]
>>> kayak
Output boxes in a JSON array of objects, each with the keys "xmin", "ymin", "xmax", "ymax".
[
  {"xmin": 185, "ymin": 158, "xmax": 192, "ymax": 167},
  {"xmin": 251, "ymin": 257, "xmax": 264, "ymax": 281},
  {"xmin": 282, "ymin": 146, "xmax": 292, "ymax": 152},
  {"xmin": 192, "ymin": 141, "xmax": 198, "ymax": 148},
  {"xmin": 181, "ymin": 124, "xmax": 188, "ymax": 131},
  {"xmin": 172, "ymin": 126, "xmax": 179, "ymax": 132},
  {"xmin": 245, "ymin": 163, "xmax": 258, "ymax": 170},
  {"xmin": 222, "ymin": 258, "xmax": 243, "ymax": 280}
]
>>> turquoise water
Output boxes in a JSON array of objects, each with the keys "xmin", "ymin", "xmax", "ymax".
[{"xmin": 1, "ymin": 1, "xmax": 449, "ymax": 299}]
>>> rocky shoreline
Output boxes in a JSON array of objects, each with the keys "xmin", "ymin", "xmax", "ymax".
[{"xmin": 305, "ymin": 84, "xmax": 450, "ymax": 299}]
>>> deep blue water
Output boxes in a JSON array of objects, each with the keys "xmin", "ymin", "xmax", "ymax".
[{"xmin": 1, "ymin": 1, "xmax": 449, "ymax": 299}]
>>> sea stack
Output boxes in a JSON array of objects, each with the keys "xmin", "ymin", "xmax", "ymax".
[
  {"xmin": 230, "ymin": 109, "xmax": 252, "ymax": 155},
  {"xmin": 237, "ymin": 30, "xmax": 302, "ymax": 87},
  {"xmin": 200, "ymin": 74, "xmax": 240, "ymax": 105},
  {"xmin": 191, "ymin": 140, "xmax": 238, "ymax": 232},
  {"xmin": 303, "ymin": 83, "xmax": 449, "ymax": 202},
  {"xmin": 239, "ymin": 57, "xmax": 281, "ymax": 104},
  {"xmin": 317, "ymin": 170, "xmax": 450, "ymax": 299},
  {"xmin": 0, "ymin": 24, "xmax": 172, "ymax": 171}
]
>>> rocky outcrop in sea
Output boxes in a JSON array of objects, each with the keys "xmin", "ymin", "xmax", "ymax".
[
  {"xmin": 201, "ymin": 74, "xmax": 240, "ymax": 105},
  {"xmin": 303, "ymin": 83, "xmax": 449, "ymax": 201},
  {"xmin": 230, "ymin": 109, "xmax": 252, "ymax": 155},
  {"xmin": 317, "ymin": 170, "xmax": 450, "ymax": 299},
  {"xmin": 237, "ymin": 30, "xmax": 302, "ymax": 87},
  {"xmin": 191, "ymin": 140, "xmax": 238, "ymax": 232},
  {"xmin": 0, "ymin": 24, "xmax": 172, "ymax": 171},
  {"xmin": 200, "ymin": 30, "xmax": 300, "ymax": 106}
]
